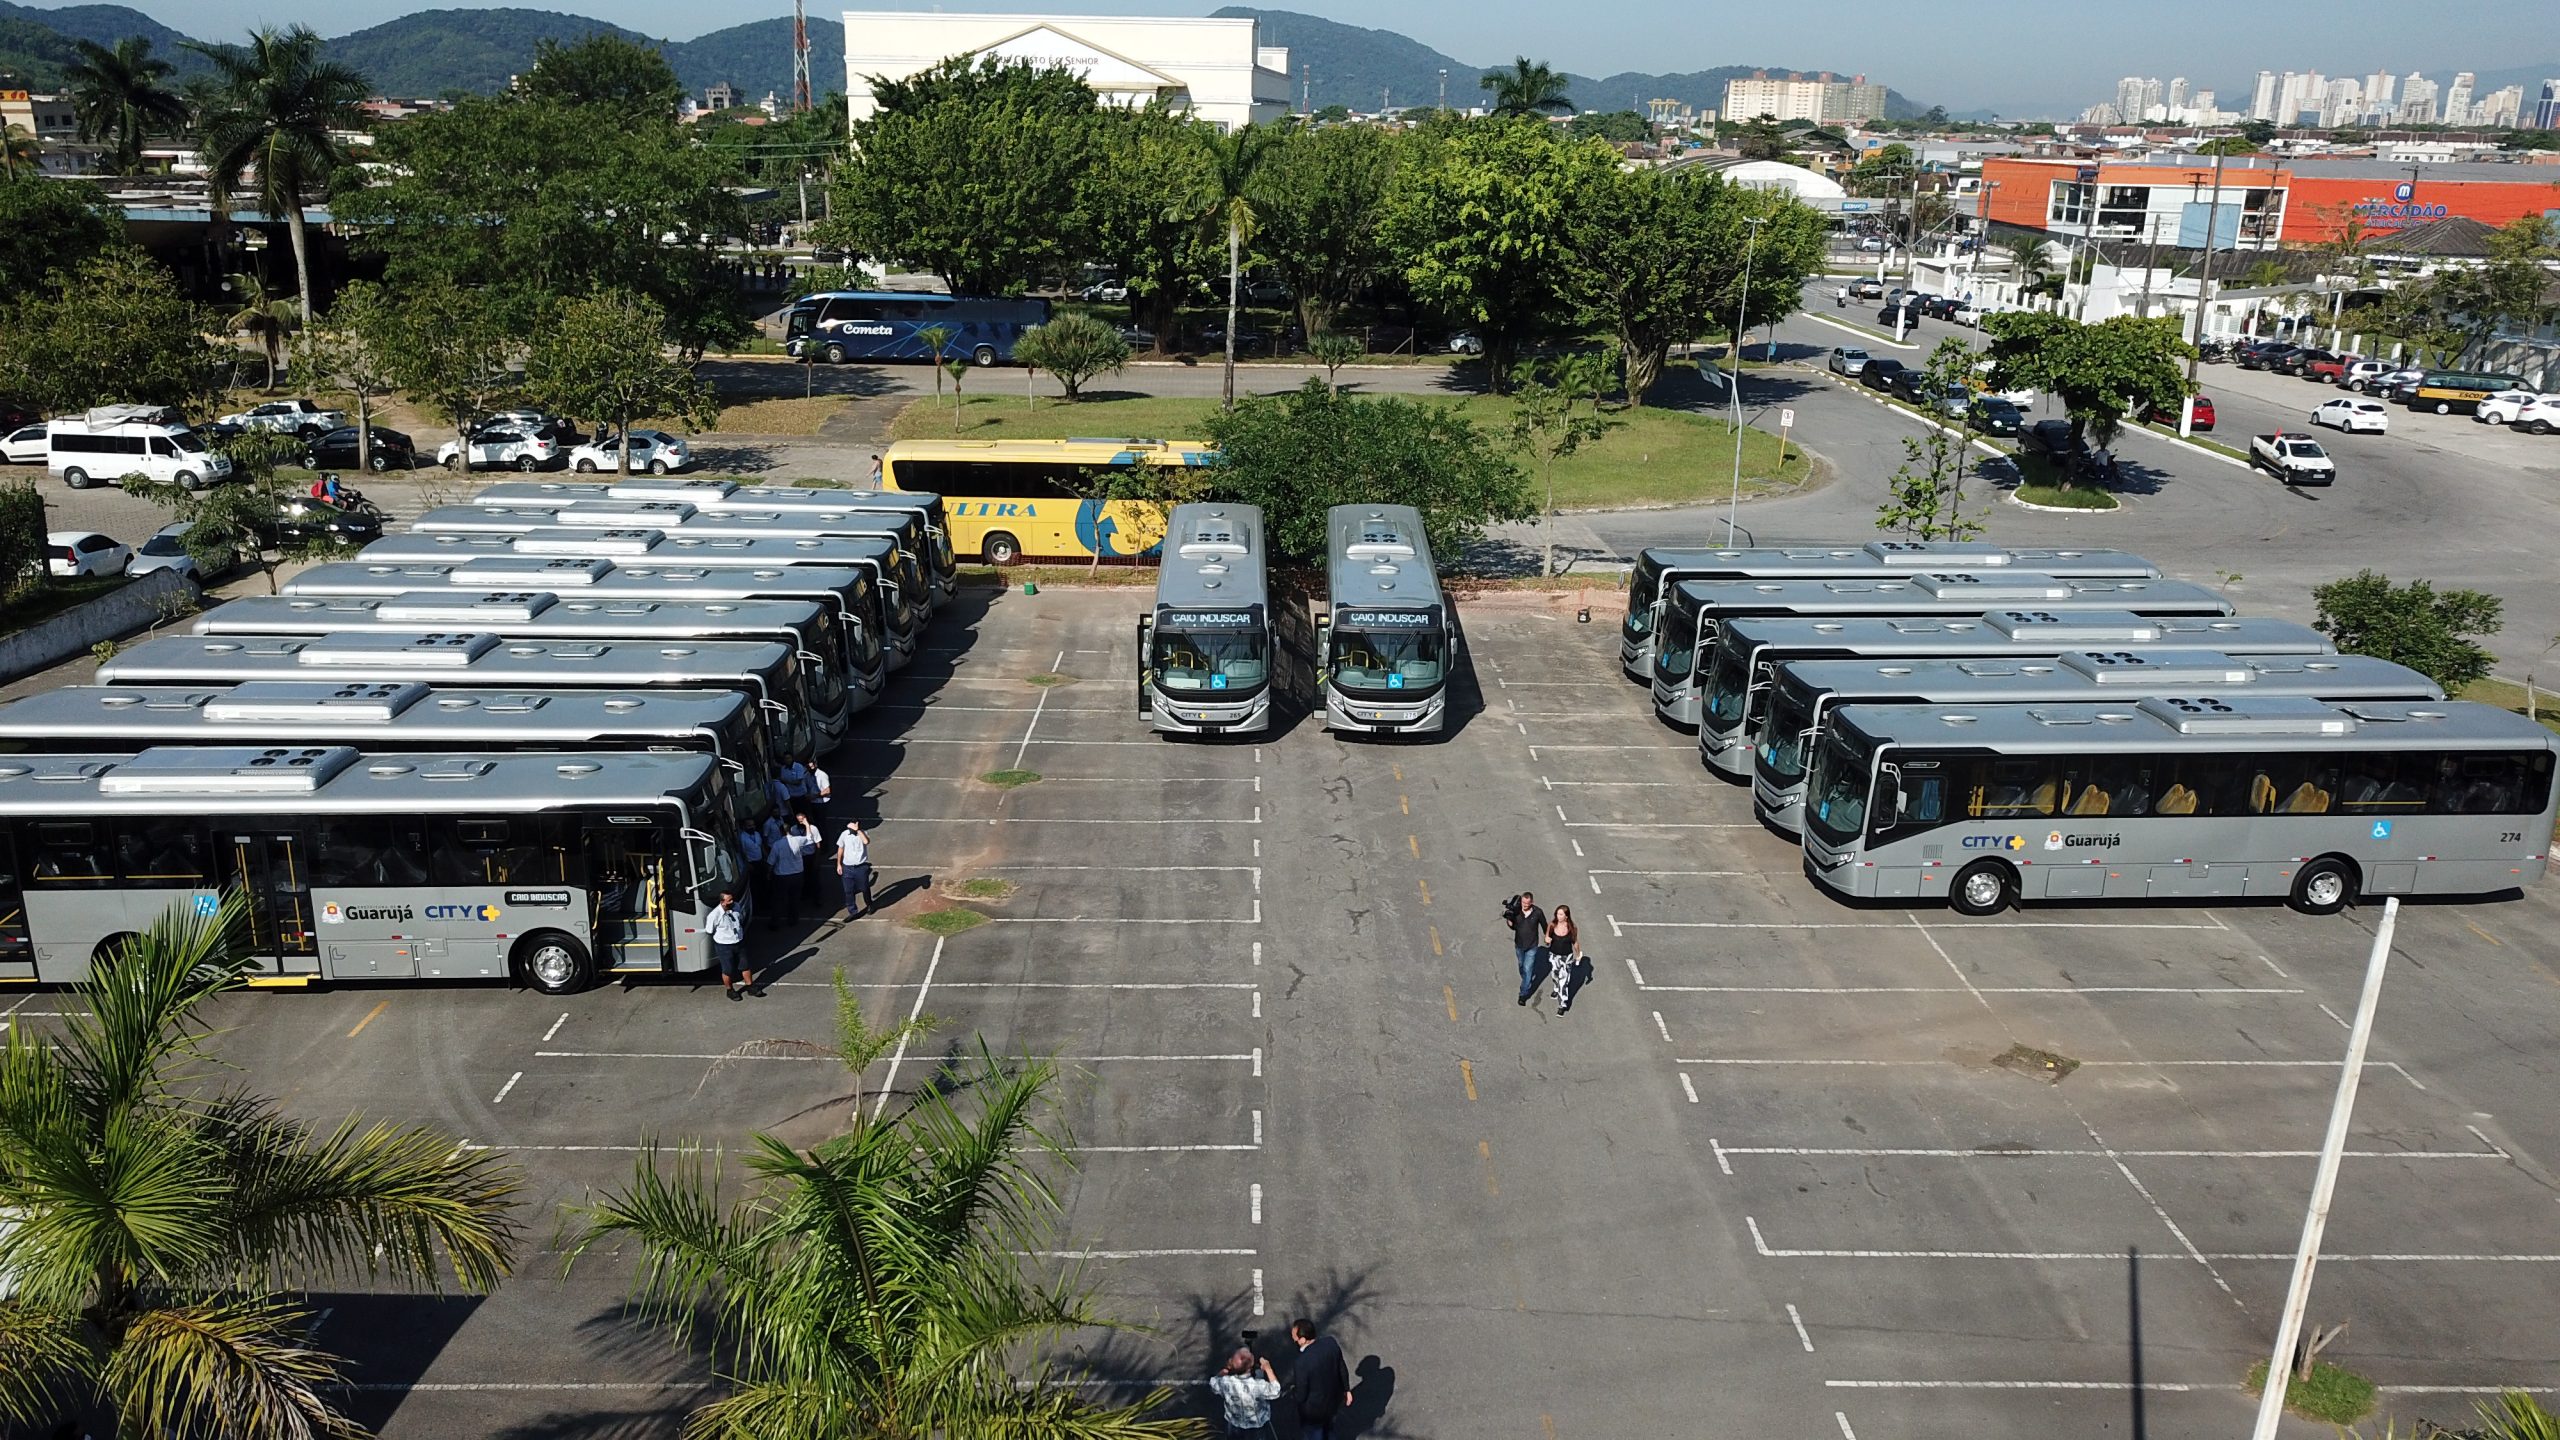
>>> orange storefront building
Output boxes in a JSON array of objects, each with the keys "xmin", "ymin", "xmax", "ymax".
[{"xmin": 1979, "ymin": 156, "xmax": 2560, "ymax": 249}]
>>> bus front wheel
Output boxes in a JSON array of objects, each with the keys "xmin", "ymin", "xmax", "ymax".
[
  {"xmin": 972, "ymin": 345, "xmax": 997, "ymax": 366},
  {"xmin": 1949, "ymin": 860, "xmax": 2017, "ymax": 917},
  {"xmin": 982, "ymin": 531, "xmax": 1022, "ymax": 565},
  {"xmin": 91, "ymin": 933, "xmax": 140, "ymax": 966},
  {"xmin": 515, "ymin": 930, "xmax": 594, "ymax": 995},
  {"xmin": 2290, "ymin": 857, "xmax": 2356, "ymax": 916}
]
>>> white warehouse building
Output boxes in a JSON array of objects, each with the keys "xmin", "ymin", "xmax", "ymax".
[{"xmin": 841, "ymin": 11, "xmax": 1292, "ymax": 131}]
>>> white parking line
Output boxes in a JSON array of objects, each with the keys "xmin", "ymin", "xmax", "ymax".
[
  {"xmin": 1029, "ymin": 1247, "xmax": 1260, "ymax": 1259},
  {"xmin": 990, "ymin": 901, "xmax": 1261, "ymax": 924},
  {"xmin": 1634, "ymin": 984, "xmax": 2300, "ymax": 995},
  {"xmin": 1618, "ymin": 919, "xmax": 2230, "ymax": 931},
  {"xmin": 1834, "ymin": 1412, "xmax": 1858, "ymax": 1440},
  {"xmin": 1826, "ymin": 1380, "xmax": 2227, "ymax": 1392},
  {"xmin": 1747, "ymin": 1216, "xmax": 2560, "ymax": 1262},
  {"xmin": 1787, "ymin": 1302, "xmax": 1814, "ymax": 1352},
  {"xmin": 1713, "ymin": 1142, "xmax": 2506, "ymax": 1161},
  {"xmin": 1677, "ymin": 1057, "xmax": 2426, "ymax": 1085},
  {"xmin": 490, "ymin": 1072, "xmax": 522, "ymax": 1105},
  {"xmin": 894, "ymin": 809, "xmax": 1262, "ymax": 825},
  {"xmin": 872, "ymin": 935, "xmax": 942, "ymax": 1118}
]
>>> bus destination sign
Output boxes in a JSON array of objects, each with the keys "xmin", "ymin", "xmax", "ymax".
[{"xmin": 1333, "ymin": 608, "xmax": 1436, "ymax": 629}]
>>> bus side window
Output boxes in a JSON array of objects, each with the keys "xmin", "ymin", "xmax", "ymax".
[
  {"xmin": 24, "ymin": 820, "xmax": 110, "ymax": 888},
  {"xmin": 117, "ymin": 819, "xmax": 212, "ymax": 887},
  {"xmin": 308, "ymin": 817, "xmax": 429, "ymax": 888}
]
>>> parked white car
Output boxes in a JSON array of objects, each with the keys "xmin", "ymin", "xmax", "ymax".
[
  {"xmin": 48, "ymin": 529, "xmax": 131, "ymax": 579},
  {"xmin": 2311, "ymin": 397, "xmax": 2390, "ymax": 434},
  {"xmin": 2475, "ymin": 390, "xmax": 2560, "ymax": 426},
  {"xmin": 1, "ymin": 423, "xmax": 47, "ymax": 464},
  {"xmin": 2510, "ymin": 396, "xmax": 2560, "ymax": 435},
  {"xmin": 216, "ymin": 398, "xmax": 347, "ymax": 438},
  {"xmin": 569, "ymin": 429, "xmax": 693, "ymax": 475},
  {"xmin": 2339, "ymin": 359, "xmax": 2394, "ymax": 392},
  {"xmin": 126, "ymin": 521, "xmax": 202, "ymax": 580},
  {"xmin": 436, "ymin": 425, "xmax": 563, "ymax": 472}
]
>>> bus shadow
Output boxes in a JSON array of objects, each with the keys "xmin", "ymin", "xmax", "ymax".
[{"xmin": 308, "ymin": 1293, "xmax": 488, "ymax": 1434}]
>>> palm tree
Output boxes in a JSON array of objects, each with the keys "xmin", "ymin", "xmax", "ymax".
[
  {"xmin": 1480, "ymin": 56, "xmax": 1573, "ymax": 118},
  {"xmin": 0, "ymin": 123, "xmax": 36, "ymax": 177},
  {"xmin": 225, "ymin": 271, "xmax": 299, "ymax": 390},
  {"xmin": 564, "ymin": 975, "xmax": 1199, "ymax": 1439},
  {"xmin": 192, "ymin": 26, "xmax": 369, "ymax": 328},
  {"xmin": 60, "ymin": 36, "xmax": 189, "ymax": 175},
  {"xmin": 2003, "ymin": 234, "xmax": 2052, "ymax": 307},
  {"xmin": 0, "ymin": 893, "xmax": 521, "ymax": 1439},
  {"xmin": 1197, "ymin": 123, "xmax": 1280, "ymax": 410}
]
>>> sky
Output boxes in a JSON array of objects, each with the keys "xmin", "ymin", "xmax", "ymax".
[{"xmin": 38, "ymin": 0, "xmax": 2557, "ymax": 116}]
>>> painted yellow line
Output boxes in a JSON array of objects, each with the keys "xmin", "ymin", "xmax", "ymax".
[
  {"xmin": 1430, "ymin": 925, "xmax": 1443, "ymax": 956},
  {"xmin": 1392, "ymin": 765, "xmax": 1403, "ymax": 782},
  {"xmin": 1542, "ymin": 1416, "xmax": 1558, "ymax": 1440},
  {"xmin": 245, "ymin": 975, "xmax": 313, "ymax": 989},
  {"xmin": 1408, "ymin": 835, "xmax": 1420, "ymax": 859},
  {"xmin": 346, "ymin": 1000, "xmax": 390, "ymax": 1038},
  {"xmin": 1400, "ymin": 795, "xmax": 1409, "ymax": 815},
  {"xmin": 1478, "ymin": 1138, "xmax": 1499, "ymax": 1196},
  {"xmin": 1459, "ymin": 1058, "xmax": 1477, "ymax": 1101},
  {"xmin": 1443, "ymin": 984, "xmax": 1458, "ymax": 1022},
  {"xmin": 1417, "ymin": 879, "xmax": 1431, "ymax": 907},
  {"xmin": 2466, "ymin": 919, "xmax": 2503, "ymax": 947}
]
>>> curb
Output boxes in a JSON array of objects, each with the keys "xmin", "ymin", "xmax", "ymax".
[
  {"xmin": 1808, "ymin": 314, "xmax": 1922, "ymax": 352},
  {"xmin": 2004, "ymin": 490, "xmax": 2126, "ymax": 515}
]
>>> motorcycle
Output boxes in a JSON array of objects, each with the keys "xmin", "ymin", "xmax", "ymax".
[
  {"xmin": 306, "ymin": 475, "xmax": 389, "ymax": 521},
  {"xmin": 2197, "ymin": 340, "xmax": 2231, "ymax": 365}
]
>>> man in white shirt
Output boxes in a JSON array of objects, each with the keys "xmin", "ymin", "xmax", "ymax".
[
  {"xmin": 835, "ymin": 817, "xmax": 874, "ymax": 919},
  {"xmin": 707, "ymin": 889, "xmax": 752, "ymax": 999}
]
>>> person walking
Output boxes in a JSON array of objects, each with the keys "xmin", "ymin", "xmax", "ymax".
[
  {"xmin": 766, "ymin": 812, "xmax": 804, "ymax": 925},
  {"xmin": 1284, "ymin": 1319, "xmax": 1351, "ymax": 1440},
  {"xmin": 867, "ymin": 453, "xmax": 883, "ymax": 485},
  {"xmin": 1209, "ymin": 1348, "xmax": 1282, "ymax": 1439},
  {"xmin": 787, "ymin": 810, "xmax": 827, "ymax": 918},
  {"xmin": 707, "ymin": 889, "xmax": 752, "ymax": 1000},
  {"xmin": 1547, "ymin": 902, "xmax": 1584, "ymax": 1013},
  {"xmin": 1503, "ymin": 890, "xmax": 1548, "ymax": 1007},
  {"xmin": 834, "ymin": 816, "xmax": 875, "ymax": 920}
]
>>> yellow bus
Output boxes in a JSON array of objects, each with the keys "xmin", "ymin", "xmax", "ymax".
[{"xmin": 880, "ymin": 438, "xmax": 1217, "ymax": 564}]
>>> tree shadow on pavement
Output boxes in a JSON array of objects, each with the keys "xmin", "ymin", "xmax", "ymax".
[{"xmin": 697, "ymin": 359, "xmax": 909, "ymax": 400}]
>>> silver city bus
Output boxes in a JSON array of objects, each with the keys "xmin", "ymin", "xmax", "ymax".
[
  {"xmin": 412, "ymin": 502, "xmax": 943, "ymax": 616},
  {"xmin": 1138, "ymin": 504, "xmax": 1272, "ymax": 736},
  {"xmin": 0, "ymin": 745, "xmax": 742, "ymax": 994},
  {"xmin": 353, "ymin": 530, "xmax": 924, "ymax": 665},
  {"xmin": 1697, "ymin": 606, "xmax": 2322, "ymax": 779},
  {"xmin": 467, "ymin": 480, "xmax": 958, "ymax": 604},
  {"xmin": 1753, "ymin": 649, "xmax": 2440, "ymax": 835},
  {"xmin": 281, "ymin": 556, "xmax": 891, "ymax": 704},
  {"xmin": 1318, "ymin": 505, "xmax": 1454, "ymax": 735},
  {"xmin": 1801, "ymin": 696, "xmax": 2558, "ymax": 916},
  {"xmin": 193, "ymin": 591, "xmax": 862, "ymax": 732},
  {"xmin": 95, "ymin": 631, "xmax": 826, "ymax": 756},
  {"xmin": 1620, "ymin": 542, "xmax": 2160, "ymax": 681},
  {"xmin": 0, "ymin": 682, "xmax": 784, "ymax": 831},
  {"xmin": 1651, "ymin": 574, "xmax": 2234, "ymax": 728}
]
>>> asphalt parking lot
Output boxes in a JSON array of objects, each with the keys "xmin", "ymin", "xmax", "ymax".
[{"xmin": 9, "ymin": 584, "xmax": 2560, "ymax": 1439}]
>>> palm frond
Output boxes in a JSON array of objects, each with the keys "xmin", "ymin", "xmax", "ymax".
[
  {"xmin": 203, "ymin": 1095, "xmax": 522, "ymax": 1292},
  {"xmin": 60, "ymin": 890, "xmax": 252, "ymax": 1120},
  {"xmin": 563, "ymin": 1138, "xmax": 767, "ymax": 1348},
  {"xmin": 2478, "ymin": 1390, "xmax": 2560, "ymax": 1440},
  {"xmin": 0, "ymin": 1298, "xmax": 93, "ymax": 1423},
  {"xmin": 104, "ymin": 1297, "xmax": 363, "ymax": 1440},
  {"xmin": 1, "ymin": 1102, "xmax": 229, "ymax": 1310}
]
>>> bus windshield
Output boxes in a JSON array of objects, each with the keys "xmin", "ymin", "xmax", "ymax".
[
  {"xmin": 684, "ymin": 770, "xmax": 745, "ymax": 900},
  {"xmin": 1760, "ymin": 675, "xmax": 1818, "ymax": 782},
  {"xmin": 1626, "ymin": 555, "xmax": 1666, "ymax": 638},
  {"xmin": 1153, "ymin": 619, "xmax": 1269, "ymax": 695},
  {"xmin": 1655, "ymin": 594, "xmax": 1702, "ymax": 680},
  {"xmin": 719, "ymin": 708, "xmax": 779, "ymax": 827},
  {"xmin": 1804, "ymin": 728, "xmax": 1876, "ymax": 848},
  {"xmin": 1702, "ymin": 645, "xmax": 1750, "ymax": 730},
  {"xmin": 1330, "ymin": 620, "xmax": 1445, "ymax": 696}
]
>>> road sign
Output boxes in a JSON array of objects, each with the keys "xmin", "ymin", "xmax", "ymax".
[
  {"xmin": 1840, "ymin": 200, "xmax": 1871, "ymax": 213},
  {"xmin": 1780, "ymin": 408, "xmax": 1795, "ymax": 429}
]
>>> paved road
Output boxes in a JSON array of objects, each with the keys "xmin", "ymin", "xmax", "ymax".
[{"xmin": 12, "ymin": 586, "xmax": 2558, "ymax": 1439}]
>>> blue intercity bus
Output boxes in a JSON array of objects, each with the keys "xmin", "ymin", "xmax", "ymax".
[{"xmin": 783, "ymin": 291, "xmax": 1053, "ymax": 366}]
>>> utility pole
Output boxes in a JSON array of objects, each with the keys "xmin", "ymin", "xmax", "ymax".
[
  {"xmin": 1439, "ymin": 68, "xmax": 1448, "ymax": 112},
  {"xmin": 1726, "ymin": 214, "xmax": 1768, "ymax": 545},
  {"xmin": 1301, "ymin": 64, "xmax": 1310, "ymax": 115},
  {"xmin": 2187, "ymin": 148, "xmax": 2227, "ymax": 385},
  {"xmin": 2248, "ymin": 898, "xmax": 2402, "ymax": 1440}
]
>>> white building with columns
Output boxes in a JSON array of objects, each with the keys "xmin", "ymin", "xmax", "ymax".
[{"xmin": 841, "ymin": 11, "xmax": 1291, "ymax": 131}]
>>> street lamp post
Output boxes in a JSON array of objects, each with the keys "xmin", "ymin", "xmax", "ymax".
[
  {"xmin": 2187, "ymin": 148, "xmax": 2227, "ymax": 386},
  {"xmin": 1727, "ymin": 213, "xmax": 1769, "ymax": 544}
]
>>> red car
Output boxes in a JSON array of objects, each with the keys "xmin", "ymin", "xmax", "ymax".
[
  {"xmin": 2146, "ymin": 395, "xmax": 2216, "ymax": 431},
  {"xmin": 2302, "ymin": 353, "xmax": 2361, "ymax": 384}
]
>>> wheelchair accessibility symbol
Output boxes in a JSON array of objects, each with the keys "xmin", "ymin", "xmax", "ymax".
[{"xmin": 2371, "ymin": 820, "xmax": 2392, "ymax": 840}]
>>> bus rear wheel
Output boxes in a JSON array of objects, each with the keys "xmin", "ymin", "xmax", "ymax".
[
  {"xmin": 972, "ymin": 344, "xmax": 997, "ymax": 366},
  {"xmin": 515, "ymin": 930, "xmax": 594, "ymax": 995},
  {"xmin": 91, "ymin": 932, "xmax": 140, "ymax": 966},
  {"xmin": 1949, "ymin": 860, "xmax": 2017, "ymax": 917},
  {"xmin": 2289, "ymin": 856, "xmax": 2356, "ymax": 916},
  {"xmin": 982, "ymin": 531, "xmax": 1022, "ymax": 565}
]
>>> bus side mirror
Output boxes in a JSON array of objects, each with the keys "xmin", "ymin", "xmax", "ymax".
[
  {"xmin": 1874, "ymin": 762, "xmax": 1903, "ymax": 831},
  {"xmin": 1135, "ymin": 616, "xmax": 1153, "ymax": 717}
]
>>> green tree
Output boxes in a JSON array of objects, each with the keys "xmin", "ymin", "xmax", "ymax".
[
  {"xmin": 303, "ymin": 282, "xmax": 403, "ymax": 473},
  {"xmin": 191, "ymin": 26, "xmax": 369, "ymax": 328},
  {"xmin": 364, "ymin": 276, "xmax": 519, "ymax": 471},
  {"xmin": 223, "ymin": 270, "xmax": 297, "ymax": 392},
  {"xmin": 2003, "ymin": 233, "xmax": 2054, "ymax": 304},
  {"xmin": 1204, "ymin": 379, "xmax": 1533, "ymax": 565},
  {"xmin": 0, "ymin": 123, "xmax": 36, "ymax": 178},
  {"xmin": 912, "ymin": 323, "xmax": 958, "ymax": 405},
  {"xmin": 1560, "ymin": 167, "xmax": 1826, "ymax": 405},
  {"xmin": 1308, "ymin": 331, "xmax": 1363, "ymax": 394},
  {"xmin": 1876, "ymin": 337, "xmax": 1985, "ymax": 540},
  {"xmin": 1381, "ymin": 120, "xmax": 1622, "ymax": 386},
  {"xmin": 1314, "ymin": 102, "xmax": 1351, "ymax": 124},
  {"xmin": 1251, "ymin": 120, "xmax": 1400, "ymax": 340},
  {"xmin": 0, "ymin": 247, "xmax": 219, "ymax": 416},
  {"xmin": 526, "ymin": 289, "xmax": 720, "ymax": 475},
  {"xmin": 2236, "ymin": 118, "xmax": 2277, "ymax": 146},
  {"xmin": 1510, "ymin": 352, "xmax": 1620, "ymax": 575},
  {"xmin": 1734, "ymin": 114, "xmax": 1787, "ymax": 161},
  {"xmin": 2195, "ymin": 134, "xmax": 2259, "ymax": 156},
  {"xmin": 2427, "ymin": 216, "xmax": 2560, "ymax": 364},
  {"xmin": 2312, "ymin": 570, "xmax": 2503, "ymax": 693},
  {"xmin": 826, "ymin": 57, "xmax": 1101, "ymax": 295},
  {"xmin": 336, "ymin": 90, "xmax": 747, "ymax": 355},
  {"xmin": 0, "ymin": 894, "xmax": 520, "ymax": 1439},
  {"xmin": 563, "ymin": 978, "xmax": 1195, "ymax": 1440},
  {"xmin": 1083, "ymin": 104, "xmax": 1211, "ymax": 351},
  {"xmin": 1567, "ymin": 110, "xmax": 1653, "ymax": 143},
  {"xmin": 1980, "ymin": 310, "xmax": 2190, "ymax": 478},
  {"xmin": 1012, "ymin": 311, "xmax": 1131, "ymax": 401},
  {"xmin": 1845, "ymin": 142, "xmax": 1916, "ymax": 198},
  {"xmin": 521, "ymin": 32, "xmax": 683, "ymax": 118},
  {"xmin": 60, "ymin": 36, "xmax": 187, "ymax": 176},
  {"xmin": 1480, "ymin": 56, "xmax": 1573, "ymax": 117},
  {"xmin": 1198, "ymin": 123, "xmax": 1281, "ymax": 409},
  {"xmin": 0, "ymin": 171, "xmax": 118, "ymax": 295},
  {"xmin": 122, "ymin": 429, "xmax": 340, "ymax": 590}
]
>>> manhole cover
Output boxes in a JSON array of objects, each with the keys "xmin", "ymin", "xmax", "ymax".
[{"xmin": 1992, "ymin": 1043, "xmax": 2080, "ymax": 1084}]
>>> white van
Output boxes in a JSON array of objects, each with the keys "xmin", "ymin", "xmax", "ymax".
[{"xmin": 46, "ymin": 405, "xmax": 234, "ymax": 491}]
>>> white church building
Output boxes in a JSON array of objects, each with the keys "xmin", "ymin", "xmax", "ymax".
[{"xmin": 842, "ymin": 11, "xmax": 1294, "ymax": 131}]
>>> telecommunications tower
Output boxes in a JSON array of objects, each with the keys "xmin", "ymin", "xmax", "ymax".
[{"xmin": 792, "ymin": 0, "xmax": 813, "ymax": 112}]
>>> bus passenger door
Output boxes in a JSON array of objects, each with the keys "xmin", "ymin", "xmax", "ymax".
[
  {"xmin": 227, "ymin": 831, "xmax": 317, "ymax": 963},
  {"xmin": 586, "ymin": 819, "xmax": 674, "ymax": 973},
  {"xmin": 0, "ymin": 828, "xmax": 30, "ymax": 981},
  {"xmin": 1136, "ymin": 616, "xmax": 1154, "ymax": 718}
]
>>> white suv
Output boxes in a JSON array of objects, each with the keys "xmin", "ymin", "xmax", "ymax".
[
  {"xmin": 2476, "ymin": 390, "xmax": 2560, "ymax": 426},
  {"xmin": 217, "ymin": 398, "xmax": 347, "ymax": 438},
  {"xmin": 436, "ymin": 425, "xmax": 563, "ymax": 472},
  {"xmin": 2510, "ymin": 396, "xmax": 2560, "ymax": 436}
]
